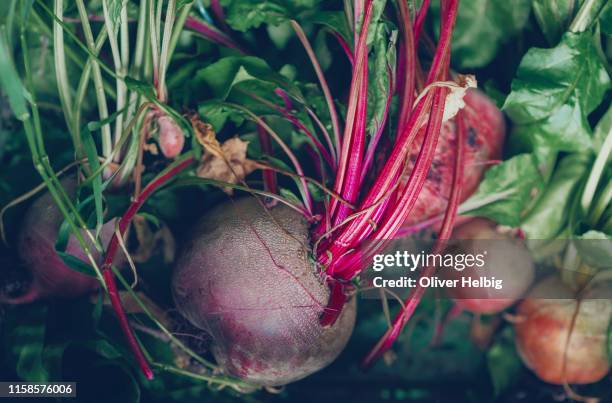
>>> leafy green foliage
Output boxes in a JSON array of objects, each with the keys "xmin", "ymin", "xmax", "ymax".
[
  {"xmin": 177, "ymin": 0, "xmax": 194, "ymax": 9},
  {"xmin": 3, "ymin": 304, "xmax": 49, "ymax": 381},
  {"xmin": 503, "ymin": 32, "xmax": 611, "ymax": 154},
  {"xmin": 0, "ymin": 26, "xmax": 29, "ymax": 120},
  {"xmin": 487, "ymin": 327, "xmax": 522, "ymax": 397},
  {"xmin": 601, "ymin": 1, "xmax": 612, "ymax": 34},
  {"xmin": 366, "ymin": 21, "xmax": 396, "ymax": 137},
  {"xmin": 521, "ymin": 154, "xmax": 590, "ymax": 238},
  {"xmin": 593, "ymin": 105, "xmax": 612, "ymax": 154},
  {"xmin": 574, "ymin": 230, "xmax": 612, "ymax": 267},
  {"xmin": 465, "ymin": 154, "xmax": 544, "ymax": 226},
  {"xmin": 306, "ymin": 11, "xmax": 352, "ymax": 44},
  {"xmin": 194, "ymin": 56, "xmax": 299, "ymax": 100},
  {"xmin": 532, "ymin": 0, "xmax": 578, "ymax": 44},
  {"xmin": 220, "ymin": 0, "xmax": 322, "ymax": 32},
  {"xmin": 434, "ymin": 0, "xmax": 532, "ymax": 68}
]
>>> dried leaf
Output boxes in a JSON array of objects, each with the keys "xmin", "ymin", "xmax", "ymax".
[
  {"xmin": 131, "ymin": 215, "xmax": 176, "ymax": 264},
  {"xmin": 191, "ymin": 115, "xmax": 257, "ymax": 194},
  {"xmin": 442, "ymin": 74, "xmax": 477, "ymax": 122},
  {"xmin": 143, "ymin": 142, "xmax": 159, "ymax": 155}
]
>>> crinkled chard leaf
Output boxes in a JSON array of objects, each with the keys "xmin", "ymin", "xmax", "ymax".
[
  {"xmin": 532, "ymin": 0, "xmax": 579, "ymax": 45},
  {"xmin": 220, "ymin": 0, "xmax": 323, "ymax": 32},
  {"xmin": 366, "ymin": 22, "xmax": 396, "ymax": 137},
  {"xmin": 521, "ymin": 153, "xmax": 591, "ymax": 238},
  {"xmin": 503, "ymin": 32, "xmax": 611, "ymax": 154},
  {"xmin": 464, "ymin": 154, "xmax": 544, "ymax": 226},
  {"xmin": 433, "ymin": 0, "xmax": 532, "ymax": 68}
]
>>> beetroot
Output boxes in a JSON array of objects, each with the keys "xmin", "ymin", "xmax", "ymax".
[
  {"xmin": 1, "ymin": 180, "xmax": 113, "ymax": 304},
  {"xmin": 514, "ymin": 276, "xmax": 611, "ymax": 385},
  {"xmin": 444, "ymin": 218, "xmax": 534, "ymax": 314},
  {"xmin": 156, "ymin": 114, "xmax": 185, "ymax": 159},
  {"xmin": 403, "ymin": 90, "xmax": 505, "ymax": 225},
  {"xmin": 172, "ymin": 198, "xmax": 356, "ymax": 386}
]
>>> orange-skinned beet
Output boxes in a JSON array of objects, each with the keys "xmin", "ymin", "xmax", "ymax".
[
  {"xmin": 515, "ymin": 276, "xmax": 612, "ymax": 385},
  {"xmin": 172, "ymin": 198, "xmax": 356, "ymax": 386}
]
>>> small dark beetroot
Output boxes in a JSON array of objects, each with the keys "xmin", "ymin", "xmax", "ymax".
[
  {"xmin": 157, "ymin": 114, "xmax": 185, "ymax": 159},
  {"xmin": 514, "ymin": 275, "xmax": 612, "ymax": 385},
  {"xmin": 2, "ymin": 179, "xmax": 114, "ymax": 304},
  {"xmin": 172, "ymin": 198, "xmax": 356, "ymax": 386}
]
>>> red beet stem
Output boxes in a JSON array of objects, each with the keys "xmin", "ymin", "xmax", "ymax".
[
  {"xmin": 101, "ymin": 154, "xmax": 195, "ymax": 380},
  {"xmin": 361, "ymin": 107, "xmax": 466, "ymax": 368},
  {"xmin": 319, "ymin": 0, "xmax": 458, "ymax": 271},
  {"xmin": 257, "ymin": 124, "xmax": 278, "ymax": 194},
  {"xmin": 318, "ymin": 93, "xmax": 433, "ymax": 269},
  {"xmin": 413, "ymin": 0, "xmax": 432, "ymax": 46},
  {"xmin": 328, "ymin": 0, "xmax": 373, "ymax": 227},
  {"xmin": 184, "ymin": 17, "xmax": 248, "ymax": 54},
  {"xmin": 361, "ymin": 67, "xmax": 393, "ymax": 176},
  {"xmin": 396, "ymin": 0, "xmax": 416, "ymax": 128},
  {"xmin": 210, "ymin": 0, "xmax": 231, "ymax": 34},
  {"xmin": 336, "ymin": 88, "xmax": 449, "ymax": 280},
  {"xmin": 331, "ymin": 31, "xmax": 354, "ymax": 65},
  {"xmin": 319, "ymin": 278, "xmax": 350, "ymax": 327}
]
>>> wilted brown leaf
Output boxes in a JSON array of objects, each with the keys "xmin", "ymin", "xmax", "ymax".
[
  {"xmin": 131, "ymin": 215, "xmax": 176, "ymax": 264},
  {"xmin": 442, "ymin": 74, "xmax": 477, "ymax": 122},
  {"xmin": 191, "ymin": 115, "xmax": 258, "ymax": 194}
]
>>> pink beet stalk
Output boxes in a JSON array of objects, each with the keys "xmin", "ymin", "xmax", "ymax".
[
  {"xmin": 327, "ymin": 0, "xmax": 373, "ymax": 227},
  {"xmin": 306, "ymin": 0, "xmax": 459, "ymax": 341},
  {"xmin": 414, "ymin": 0, "xmax": 432, "ymax": 45},
  {"xmin": 319, "ymin": 0, "xmax": 458, "ymax": 271},
  {"xmin": 184, "ymin": 17, "xmax": 248, "ymax": 54},
  {"xmin": 101, "ymin": 154, "xmax": 196, "ymax": 380},
  {"xmin": 361, "ymin": 107, "xmax": 465, "ymax": 367},
  {"xmin": 257, "ymin": 125, "xmax": 278, "ymax": 194}
]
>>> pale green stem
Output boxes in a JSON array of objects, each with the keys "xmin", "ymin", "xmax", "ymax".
[
  {"xmin": 149, "ymin": 0, "xmax": 161, "ymax": 84},
  {"xmin": 101, "ymin": 0, "xmax": 128, "ymax": 155},
  {"xmin": 581, "ymin": 128, "xmax": 612, "ymax": 213},
  {"xmin": 569, "ymin": 0, "xmax": 607, "ymax": 32},
  {"xmin": 75, "ymin": 0, "xmax": 112, "ymax": 157},
  {"xmin": 53, "ymin": 0, "xmax": 77, "ymax": 150},
  {"xmin": 16, "ymin": 27, "xmax": 105, "ymax": 288},
  {"xmin": 117, "ymin": 0, "xmax": 150, "ymax": 185},
  {"xmin": 157, "ymin": 0, "xmax": 176, "ymax": 102},
  {"xmin": 74, "ymin": 28, "xmax": 109, "ymax": 152},
  {"xmin": 167, "ymin": 1, "xmax": 193, "ymax": 64}
]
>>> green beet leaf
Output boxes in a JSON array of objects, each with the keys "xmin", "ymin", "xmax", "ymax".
[
  {"xmin": 521, "ymin": 153, "xmax": 591, "ymax": 239},
  {"xmin": 433, "ymin": 0, "xmax": 532, "ymax": 68},
  {"xmin": 503, "ymin": 32, "xmax": 611, "ymax": 153},
  {"xmin": 464, "ymin": 154, "xmax": 544, "ymax": 226}
]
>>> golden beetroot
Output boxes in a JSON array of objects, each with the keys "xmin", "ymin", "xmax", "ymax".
[{"xmin": 514, "ymin": 276, "xmax": 611, "ymax": 385}]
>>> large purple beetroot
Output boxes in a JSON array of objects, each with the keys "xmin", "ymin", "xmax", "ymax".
[{"xmin": 172, "ymin": 197, "xmax": 356, "ymax": 386}]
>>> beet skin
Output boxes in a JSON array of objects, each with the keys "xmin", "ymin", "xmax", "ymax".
[
  {"xmin": 403, "ymin": 90, "xmax": 505, "ymax": 225},
  {"xmin": 515, "ymin": 276, "xmax": 611, "ymax": 384},
  {"xmin": 172, "ymin": 198, "xmax": 356, "ymax": 386}
]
